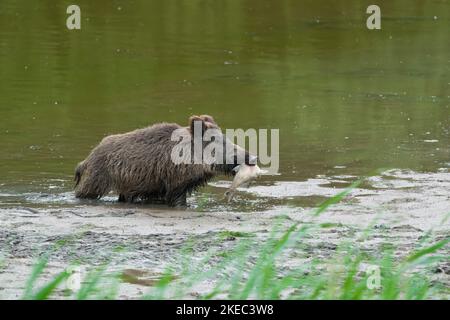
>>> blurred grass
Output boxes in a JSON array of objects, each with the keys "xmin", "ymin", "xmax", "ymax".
[{"xmin": 18, "ymin": 180, "xmax": 449, "ymax": 300}]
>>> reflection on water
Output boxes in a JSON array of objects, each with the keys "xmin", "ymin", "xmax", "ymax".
[{"xmin": 0, "ymin": 0, "xmax": 449, "ymax": 209}]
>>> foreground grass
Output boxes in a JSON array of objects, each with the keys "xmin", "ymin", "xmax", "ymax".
[{"xmin": 18, "ymin": 181, "xmax": 450, "ymax": 300}]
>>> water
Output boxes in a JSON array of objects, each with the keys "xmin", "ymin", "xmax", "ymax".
[{"xmin": 0, "ymin": 0, "xmax": 449, "ymax": 209}]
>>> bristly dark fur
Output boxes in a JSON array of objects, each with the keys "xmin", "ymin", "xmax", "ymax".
[{"xmin": 74, "ymin": 115, "xmax": 252, "ymax": 207}]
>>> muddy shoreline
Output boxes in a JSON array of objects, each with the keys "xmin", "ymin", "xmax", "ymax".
[{"xmin": 0, "ymin": 169, "xmax": 449, "ymax": 299}]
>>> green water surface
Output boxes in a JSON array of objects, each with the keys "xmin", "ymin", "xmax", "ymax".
[{"xmin": 0, "ymin": 0, "xmax": 449, "ymax": 198}]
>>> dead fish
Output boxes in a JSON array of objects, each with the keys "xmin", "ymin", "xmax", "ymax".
[{"xmin": 225, "ymin": 164, "xmax": 262, "ymax": 202}]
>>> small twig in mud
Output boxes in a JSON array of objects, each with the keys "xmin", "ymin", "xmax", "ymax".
[
  {"xmin": 66, "ymin": 210, "xmax": 84, "ymax": 217},
  {"xmin": 18, "ymin": 207, "xmax": 40, "ymax": 214}
]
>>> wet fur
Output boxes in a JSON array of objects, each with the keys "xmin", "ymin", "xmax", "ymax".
[{"xmin": 74, "ymin": 115, "xmax": 247, "ymax": 207}]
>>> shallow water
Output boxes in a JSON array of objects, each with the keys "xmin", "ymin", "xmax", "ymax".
[
  {"xmin": 0, "ymin": 0, "xmax": 449, "ymax": 212},
  {"xmin": 1, "ymin": 1, "xmax": 450, "ymax": 299}
]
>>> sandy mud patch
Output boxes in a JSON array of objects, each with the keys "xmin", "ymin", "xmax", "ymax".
[{"xmin": 0, "ymin": 169, "xmax": 449, "ymax": 299}]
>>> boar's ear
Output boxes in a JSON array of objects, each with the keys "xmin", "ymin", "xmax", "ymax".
[
  {"xmin": 199, "ymin": 115, "xmax": 216, "ymax": 125},
  {"xmin": 189, "ymin": 115, "xmax": 207, "ymax": 137}
]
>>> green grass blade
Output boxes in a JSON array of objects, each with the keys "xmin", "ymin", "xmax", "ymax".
[
  {"xmin": 22, "ymin": 255, "xmax": 49, "ymax": 299},
  {"xmin": 405, "ymin": 238, "xmax": 450, "ymax": 263},
  {"xmin": 33, "ymin": 270, "xmax": 70, "ymax": 300},
  {"xmin": 314, "ymin": 180, "xmax": 362, "ymax": 216}
]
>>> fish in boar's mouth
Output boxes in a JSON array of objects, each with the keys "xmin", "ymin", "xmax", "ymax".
[{"xmin": 225, "ymin": 164, "xmax": 262, "ymax": 202}]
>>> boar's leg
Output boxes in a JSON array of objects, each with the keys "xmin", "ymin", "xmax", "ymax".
[
  {"xmin": 117, "ymin": 194, "xmax": 136, "ymax": 203},
  {"xmin": 118, "ymin": 193, "xmax": 137, "ymax": 203},
  {"xmin": 142, "ymin": 193, "xmax": 165, "ymax": 204},
  {"xmin": 75, "ymin": 180, "xmax": 106, "ymax": 200},
  {"xmin": 74, "ymin": 164, "xmax": 110, "ymax": 200},
  {"xmin": 166, "ymin": 189, "xmax": 187, "ymax": 207}
]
